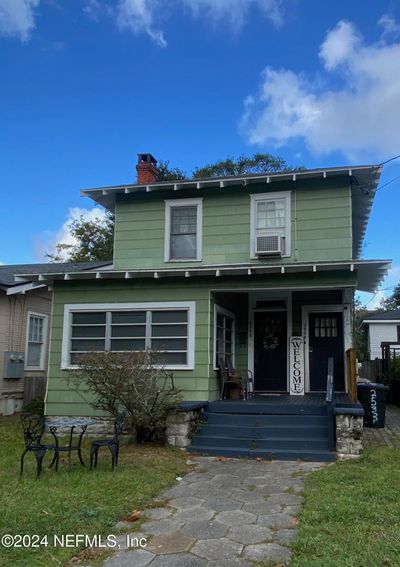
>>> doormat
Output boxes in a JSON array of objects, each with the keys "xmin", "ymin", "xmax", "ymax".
[{"xmin": 257, "ymin": 393, "xmax": 284, "ymax": 397}]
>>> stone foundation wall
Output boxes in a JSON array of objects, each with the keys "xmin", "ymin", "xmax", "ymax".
[
  {"xmin": 45, "ymin": 416, "xmax": 115, "ymax": 436},
  {"xmin": 166, "ymin": 408, "xmax": 204, "ymax": 448},
  {"xmin": 335, "ymin": 414, "xmax": 363, "ymax": 460}
]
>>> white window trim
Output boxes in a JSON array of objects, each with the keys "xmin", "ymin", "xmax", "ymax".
[
  {"xmin": 61, "ymin": 301, "xmax": 196, "ymax": 371},
  {"xmin": 25, "ymin": 311, "xmax": 49, "ymax": 371},
  {"xmin": 250, "ymin": 191, "xmax": 291, "ymax": 259},
  {"xmin": 213, "ymin": 304, "xmax": 236, "ymax": 371},
  {"xmin": 164, "ymin": 198, "xmax": 203, "ymax": 262}
]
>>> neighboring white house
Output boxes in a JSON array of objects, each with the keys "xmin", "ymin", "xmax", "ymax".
[{"xmin": 363, "ymin": 309, "xmax": 400, "ymax": 360}]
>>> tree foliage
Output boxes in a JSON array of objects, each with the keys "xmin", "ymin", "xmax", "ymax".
[
  {"xmin": 49, "ymin": 153, "xmax": 299, "ymax": 263},
  {"xmin": 380, "ymin": 284, "xmax": 400, "ymax": 311},
  {"xmin": 156, "ymin": 159, "xmax": 186, "ymax": 181},
  {"xmin": 47, "ymin": 212, "xmax": 114, "ymax": 263},
  {"xmin": 67, "ymin": 350, "xmax": 181, "ymax": 442},
  {"xmin": 192, "ymin": 152, "xmax": 295, "ymax": 179}
]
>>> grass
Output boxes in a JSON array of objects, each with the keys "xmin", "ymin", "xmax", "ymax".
[
  {"xmin": 0, "ymin": 415, "xmax": 187, "ymax": 567},
  {"xmin": 289, "ymin": 445, "xmax": 400, "ymax": 567}
]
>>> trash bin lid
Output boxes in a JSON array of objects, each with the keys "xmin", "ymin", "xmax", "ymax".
[{"xmin": 357, "ymin": 382, "xmax": 389, "ymax": 390}]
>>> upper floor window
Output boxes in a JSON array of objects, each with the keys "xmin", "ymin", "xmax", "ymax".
[
  {"xmin": 25, "ymin": 312, "xmax": 48, "ymax": 370},
  {"xmin": 165, "ymin": 199, "xmax": 202, "ymax": 262},
  {"xmin": 250, "ymin": 192, "xmax": 291, "ymax": 258}
]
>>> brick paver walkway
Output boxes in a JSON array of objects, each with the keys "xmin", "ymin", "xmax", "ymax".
[
  {"xmin": 101, "ymin": 457, "xmax": 326, "ymax": 567},
  {"xmin": 363, "ymin": 404, "xmax": 400, "ymax": 447}
]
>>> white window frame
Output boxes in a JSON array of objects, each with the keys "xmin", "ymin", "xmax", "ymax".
[
  {"xmin": 164, "ymin": 198, "xmax": 203, "ymax": 262},
  {"xmin": 250, "ymin": 191, "xmax": 291, "ymax": 259},
  {"xmin": 61, "ymin": 302, "xmax": 196, "ymax": 370},
  {"xmin": 213, "ymin": 305, "xmax": 236, "ymax": 371},
  {"xmin": 25, "ymin": 311, "xmax": 48, "ymax": 371}
]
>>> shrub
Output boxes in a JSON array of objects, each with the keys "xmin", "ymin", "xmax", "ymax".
[
  {"xmin": 67, "ymin": 351, "xmax": 181, "ymax": 443},
  {"xmin": 22, "ymin": 397, "xmax": 45, "ymax": 415}
]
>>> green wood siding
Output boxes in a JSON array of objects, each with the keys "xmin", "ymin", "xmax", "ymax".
[
  {"xmin": 114, "ymin": 178, "xmax": 352, "ymax": 270},
  {"xmin": 46, "ymin": 271, "xmax": 356, "ymax": 416}
]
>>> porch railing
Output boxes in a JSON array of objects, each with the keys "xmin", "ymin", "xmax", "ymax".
[{"xmin": 326, "ymin": 357, "xmax": 335, "ymax": 451}]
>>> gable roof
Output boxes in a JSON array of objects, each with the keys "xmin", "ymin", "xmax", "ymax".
[
  {"xmin": 0, "ymin": 262, "xmax": 111, "ymax": 289},
  {"xmin": 363, "ymin": 309, "xmax": 400, "ymax": 323},
  {"xmin": 81, "ymin": 164, "xmax": 382, "ymax": 259}
]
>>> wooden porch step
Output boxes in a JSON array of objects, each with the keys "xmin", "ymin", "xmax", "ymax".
[
  {"xmin": 191, "ymin": 435, "xmax": 330, "ymax": 451},
  {"xmin": 197, "ymin": 423, "xmax": 329, "ymax": 439},
  {"xmin": 186, "ymin": 445, "xmax": 336, "ymax": 462},
  {"xmin": 204, "ymin": 412, "xmax": 327, "ymax": 427},
  {"xmin": 207, "ymin": 400, "xmax": 327, "ymax": 415}
]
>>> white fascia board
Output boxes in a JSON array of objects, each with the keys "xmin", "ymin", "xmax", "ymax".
[{"xmin": 6, "ymin": 282, "xmax": 46, "ymax": 295}]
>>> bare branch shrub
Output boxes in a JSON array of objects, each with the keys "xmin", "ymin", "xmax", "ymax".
[{"xmin": 67, "ymin": 351, "xmax": 181, "ymax": 442}]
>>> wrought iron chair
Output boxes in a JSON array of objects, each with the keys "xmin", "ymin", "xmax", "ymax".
[
  {"xmin": 225, "ymin": 355, "xmax": 255, "ymax": 400},
  {"xmin": 90, "ymin": 413, "xmax": 126, "ymax": 471},
  {"xmin": 20, "ymin": 413, "xmax": 59, "ymax": 479}
]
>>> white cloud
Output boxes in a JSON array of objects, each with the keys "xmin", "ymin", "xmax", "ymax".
[
  {"xmin": 241, "ymin": 17, "xmax": 400, "ymax": 160},
  {"xmin": 378, "ymin": 14, "xmax": 400, "ymax": 39},
  {"xmin": 0, "ymin": 0, "xmax": 40, "ymax": 41},
  {"xmin": 36, "ymin": 207, "xmax": 108, "ymax": 261},
  {"xmin": 181, "ymin": 0, "xmax": 285, "ymax": 30},
  {"xmin": 115, "ymin": 0, "xmax": 166, "ymax": 48},
  {"xmin": 84, "ymin": 0, "xmax": 286, "ymax": 47}
]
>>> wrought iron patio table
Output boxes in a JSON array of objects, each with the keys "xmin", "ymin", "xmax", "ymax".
[{"xmin": 45, "ymin": 417, "xmax": 96, "ymax": 468}]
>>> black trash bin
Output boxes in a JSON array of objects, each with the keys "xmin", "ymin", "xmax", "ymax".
[{"xmin": 357, "ymin": 383, "xmax": 389, "ymax": 428}]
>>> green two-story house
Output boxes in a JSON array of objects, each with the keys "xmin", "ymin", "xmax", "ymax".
[{"xmin": 20, "ymin": 154, "xmax": 390, "ymax": 460}]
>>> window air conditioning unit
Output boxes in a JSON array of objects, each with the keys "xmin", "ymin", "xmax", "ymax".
[{"xmin": 255, "ymin": 235, "xmax": 283, "ymax": 256}]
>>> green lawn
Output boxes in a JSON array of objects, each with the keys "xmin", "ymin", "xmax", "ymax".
[
  {"xmin": 0, "ymin": 415, "xmax": 186, "ymax": 567},
  {"xmin": 290, "ymin": 445, "xmax": 400, "ymax": 567}
]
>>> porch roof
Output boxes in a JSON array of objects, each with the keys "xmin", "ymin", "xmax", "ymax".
[
  {"xmin": 15, "ymin": 258, "xmax": 390, "ymax": 293},
  {"xmin": 81, "ymin": 164, "xmax": 382, "ymax": 258}
]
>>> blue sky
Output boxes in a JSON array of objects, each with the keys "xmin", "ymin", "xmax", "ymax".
[{"xmin": 1, "ymin": 0, "xmax": 400, "ymax": 307}]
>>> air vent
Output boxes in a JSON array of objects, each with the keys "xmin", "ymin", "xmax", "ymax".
[{"xmin": 255, "ymin": 235, "xmax": 282, "ymax": 255}]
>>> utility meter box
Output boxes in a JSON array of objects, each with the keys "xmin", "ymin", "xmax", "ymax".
[{"xmin": 3, "ymin": 352, "xmax": 25, "ymax": 379}]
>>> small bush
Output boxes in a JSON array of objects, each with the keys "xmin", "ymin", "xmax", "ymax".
[
  {"xmin": 67, "ymin": 351, "xmax": 181, "ymax": 443},
  {"xmin": 22, "ymin": 397, "xmax": 44, "ymax": 415}
]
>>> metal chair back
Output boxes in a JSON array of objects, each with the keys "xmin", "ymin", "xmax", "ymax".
[{"xmin": 21, "ymin": 413, "xmax": 45, "ymax": 450}]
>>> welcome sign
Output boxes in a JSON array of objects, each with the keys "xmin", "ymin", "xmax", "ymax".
[{"xmin": 289, "ymin": 336, "xmax": 305, "ymax": 395}]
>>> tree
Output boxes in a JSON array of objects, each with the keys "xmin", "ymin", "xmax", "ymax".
[
  {"xmin": 192, "ymin": 152, "xmax": 296, "ymax": 179},
  {"xmin": 380, "ymin": 284, "xmax": 400, "ymax": 311},
  {"xmin": 156, "ymin": 159, "xmax": 186, "ymax": 181},
  {"xmin": 47, "ymin": 212, "xmax": 114, "ymax": 263},
  {"xmin": 49, "ymin": 153, "xmax": 299, "ymax": 263}
]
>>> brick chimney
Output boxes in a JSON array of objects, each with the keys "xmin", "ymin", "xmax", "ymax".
[{"xmin": 136, "ymin": 153, "xmax": 158, "ymax": 184}]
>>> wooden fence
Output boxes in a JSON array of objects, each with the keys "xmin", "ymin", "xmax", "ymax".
[
  {"xmin": 23, "ymin": 376, "xmax": 47, "ymax": 406},
  {"xmin": 359, "ymin": 358, "xmax": 384, "ymax": 382}
]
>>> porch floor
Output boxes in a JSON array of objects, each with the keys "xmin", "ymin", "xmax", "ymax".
[{"xmin": 207, "ymin": 393, "xmax": 355, "ymax": 415}]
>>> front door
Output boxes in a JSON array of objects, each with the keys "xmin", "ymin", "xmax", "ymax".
[
  {"xmin": 309, "ymin": 312, "xmax": 344, "ymax": 391},
  {"xmin": 254, "ymin": 311, "xmax": 287, "ymax": 391}
]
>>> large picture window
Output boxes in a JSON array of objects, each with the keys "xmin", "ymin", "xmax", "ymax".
[
  {"xmin": 25, "ymin": 312, "xmax": 48, "ymax": 370},
  {"xmin": 165, "ymin": 199, "xmax": 202, "ymax": 262},
  {"xmin": 62, "ymin": 302, "xmax": 195, "ymax": 369}
]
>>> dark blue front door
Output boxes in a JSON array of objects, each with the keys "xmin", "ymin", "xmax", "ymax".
[
  {"xmin": 309, "ymin": 312, "xmax": 345, "ymax": 391},
  {"xmin": 254, "ymin": 311, "xmax": 287, "ymax": 391}
]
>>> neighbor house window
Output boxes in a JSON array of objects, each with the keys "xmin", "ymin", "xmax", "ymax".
[
  {"xmin": 214, "ymin": 305, "xmax": 235, "ymax": 369},
  {"xmin": 165, "ymin": 199, "xmax": 202, "ymax": 261},
  {"xmin": 62, "ymin": 302, "xmax": 195, "ymax": 370},
  {"xmin": 250, "ymin": 192, "xmax": 291, "ymax": 258},
  {"xmin": 25, "ymin": 312, "xmax": 48, "ymax": 370}
]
